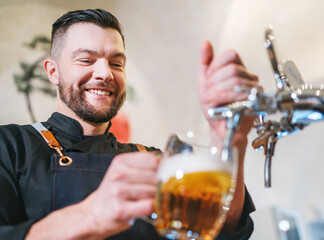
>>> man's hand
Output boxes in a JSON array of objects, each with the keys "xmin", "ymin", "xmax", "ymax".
[
  {"xmin": 84, "ymin": 152, "xmax": 159, "ymax": 238},
  {"xmin": 198, "ymin": 40, "xmax": 261, "ymax": 230},
  {"xmin": 198, "ymin": 40, "xmax": 261, "ymax": 145}
]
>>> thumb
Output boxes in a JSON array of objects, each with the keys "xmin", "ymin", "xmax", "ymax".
[{"xmin": 198, "ymin": 40, "xmax": 214, "ymax": 78}]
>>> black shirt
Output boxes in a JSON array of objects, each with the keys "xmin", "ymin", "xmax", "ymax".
[{"xmin": 0, "ymin": 112, "xmax": 255, "ymax": 239}]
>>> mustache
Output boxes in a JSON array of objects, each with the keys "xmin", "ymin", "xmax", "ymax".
[{"xmin": 81, "ymin": 82, "xmax": 118, "ymax": 92}]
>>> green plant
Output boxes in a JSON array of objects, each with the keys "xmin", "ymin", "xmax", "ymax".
[{"xmin": 14, "ymin": 35, "xmax": 56, "ymax": 122}]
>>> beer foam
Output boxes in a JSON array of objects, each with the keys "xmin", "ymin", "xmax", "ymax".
[{"xmin": 158, "ymin": 153, "xmax": 229, "ymax": 183}]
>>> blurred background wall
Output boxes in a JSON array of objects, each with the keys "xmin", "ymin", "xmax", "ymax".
[{"xmin": 1, "ymin": 0, "xmax": 324, "ymax": 239}]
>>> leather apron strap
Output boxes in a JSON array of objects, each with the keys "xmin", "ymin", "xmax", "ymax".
[
  {"xmin": 136, "ymin": 144, "xmax": 147, "ymax": 152},
  {"xmin": 31, "ymin": 122, "xmax": 73, "ymax": 166}
]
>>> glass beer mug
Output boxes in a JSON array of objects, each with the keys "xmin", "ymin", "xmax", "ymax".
[{"xmin": 149, "ymin": 130, "xmax": 238, "ymax": 240}]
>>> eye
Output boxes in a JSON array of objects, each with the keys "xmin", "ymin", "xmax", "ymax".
[
  {"xmin": 78, "ymin": 58, "xmax": 94, "ymax": 64},
  {"xmin": 110, "ymin": 62, "xmax": 124, "ymax": 68}
]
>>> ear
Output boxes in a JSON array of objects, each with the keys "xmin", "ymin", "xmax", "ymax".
[{"xmin": 44, "ymin": 58, "xmax": 59, "ymax": 85}]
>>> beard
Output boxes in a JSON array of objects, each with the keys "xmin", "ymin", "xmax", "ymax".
[{"xmin": 58, "ymin": 78, "xmax": 126, "ymax": 124}]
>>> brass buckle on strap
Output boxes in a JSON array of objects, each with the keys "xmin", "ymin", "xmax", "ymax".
[{"xmin": 40, "ymin": 130, "xmax": 73, "ymax": 166}]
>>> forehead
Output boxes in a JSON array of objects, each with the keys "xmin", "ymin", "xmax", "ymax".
[{"xmin": 62, "ymin": 23, "xmax": 125, "ymax": 56}]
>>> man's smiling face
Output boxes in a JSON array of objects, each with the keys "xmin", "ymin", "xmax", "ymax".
[{"xmin": 56, "ymin": 23, "xmax": 126, "ymax": 123}]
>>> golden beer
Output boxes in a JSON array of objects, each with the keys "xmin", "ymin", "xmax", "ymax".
[{"xmin": 154, "ymin": 170, "xmax": 233, "ymax": 240}]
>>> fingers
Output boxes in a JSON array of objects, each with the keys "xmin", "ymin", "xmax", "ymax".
[
  {"xmin": 108, "ymin": 160, "xmax": 157, "ymax": 185},
  {"xmin": 117, "ymin": 152, "xmax": 160, "ymax": 170},
  {"xmin": 105, "ymin": 152, "xmax": 159, "ymax": 185},
  {"xmin": 112, "ymin": 198, "xmax": 155, "ymax": 221},
  {"xmin": 88, "ymin": 152, "xmax": 160, "ymax": 235},
  {"xmin": 201, "ymin": 64, "xmax": 258, "ymax": 95},
  {"xmin": 109, "ymin": 183, "xmax": 156, "ymax": 201},
  {"xmin": 99, "ymin": 152, "xmax": 159, "ymax": 211},
  {"xmin": 198, "ymin": 40, "xmax": 214, "ymax": 77},
  {"xmin": 207, "ymin": 50, "xmax": 245, "ymax": 79},
  {"xmin": 199, "ymin": 46, "xmax": 245, "ymax": 80},
  {"xmin": 198, "ymin": 41, "xmax": 256, "ymax": 84},
  {"xmin": 201, "ymin": 77, "xmax": 260, "ymax": 106},
  {"xmin": 208, "ymin": 63, "xmax": 258, "ymax": 85},
  {"xmin": 198, "ymin": 43, "xmax": 261, "ymax": 108}
]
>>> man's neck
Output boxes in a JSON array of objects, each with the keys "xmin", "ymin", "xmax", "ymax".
[
  {"xmin": 57, "ymin": 109, "xmax": 109, "ymax": 136},
  {"xmin": 80, "ymin": 120, "xmax": 109, "ymax": 136}
]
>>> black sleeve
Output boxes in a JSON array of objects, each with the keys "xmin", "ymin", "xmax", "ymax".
[
  {"xmin": 216, "ymin": 187, "xmax": 256, "ymax": 240},
  {"xmin": 0, "ymin": 171, "xmax": 35, "ymax": 240},
  {"xmin": 0, "ymin": 221, "xmax": 36, "ymax": 240},
  {"xmin": 0, "ymin": 126, "xmax": 34, "ymax": 240}
]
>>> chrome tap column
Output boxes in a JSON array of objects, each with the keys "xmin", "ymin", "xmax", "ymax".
[{"xmin": 208, "ymin": 27, "xmax": 324, "ymax": 187}]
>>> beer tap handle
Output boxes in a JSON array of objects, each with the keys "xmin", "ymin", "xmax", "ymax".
[
  {"xmin": 282, "ymin": 60, "xmax": 305, "ymax": 88},
  {"xmin": 252, "ymin": 121, "xmax": 281, "ymax": 187},
  {"xmin": 221, "ymin": 110, "xmax": 243, "ymax": 161},
  {"xmin": 265, "ymin": 27, "xmax": 285, "ymax": 90},
  {"xmin": 252, "ymin": 121, "xmax": 279, "ymax": 153},
  {"xmin": 208, "ymin": 106, "xmax": 246, "ymax": 162},
  {"xmin": 264, "ymin": 135, "xmax": 278, "ymax": 187},
  {"xmin": 252, "ymin": 130, "xmax": 273, "ymax": 153}
]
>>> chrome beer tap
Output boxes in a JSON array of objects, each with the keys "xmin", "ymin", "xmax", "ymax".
[{"xmin": 208, "ymin": 27, "xmax": 324, "ymax": 187}]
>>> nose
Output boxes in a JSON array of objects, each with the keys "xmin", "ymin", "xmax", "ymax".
[{"xmin": 92, "ymin": 59, "xmax": 114, "ymax": 81}]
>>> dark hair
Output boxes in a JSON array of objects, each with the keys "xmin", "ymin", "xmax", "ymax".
[{"xmin": 50, "ymin": 9, "xmax": 124, "ymax": 59}]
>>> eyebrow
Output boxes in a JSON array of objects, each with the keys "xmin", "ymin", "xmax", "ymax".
[{"xmin": 71, "ymin": 48, "xmax": 127, "ymax": 62}]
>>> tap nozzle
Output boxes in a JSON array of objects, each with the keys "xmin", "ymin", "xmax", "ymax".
[
  {"xmin": 252, "ymin": 121, "xmax": 280, "ymax": 187},
  {"xmin": 264, "ymin": 135, "xmax": 278, "ymax": 187}
]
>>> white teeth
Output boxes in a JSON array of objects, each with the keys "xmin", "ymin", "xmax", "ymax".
[{"xmin": 88, "ymin": 89, "xmax": 111, "ymax": 96}]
